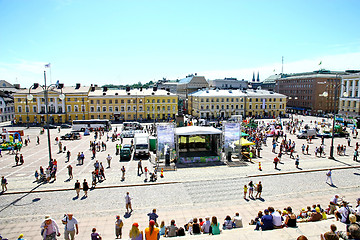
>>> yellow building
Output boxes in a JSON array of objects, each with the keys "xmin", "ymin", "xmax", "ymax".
[
  {"xmin": 88, "ymin": 88, "xmax": 178, "ymax": 121},
  {"xmin": 14, "ymin": 84, "xmax": 90, "ymax": 124},
  {"xmin": 14, "ymin": 85, "xmax": 179, "ymax": 124},
  {"xmin": 189, "ymin": 89, "xmax": 287, "ymax": 119}
]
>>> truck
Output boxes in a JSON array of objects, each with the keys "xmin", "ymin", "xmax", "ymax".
[{"xmin": 134, "ymin": 133, "xmax": 150, "ymax": 158}]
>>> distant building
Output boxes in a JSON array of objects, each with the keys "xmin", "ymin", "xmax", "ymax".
[
  {"xmin": 339, "ymin": 72, "xmax": 360, "ymax": 117},
  {"xmin": 189, "ymin": 89, "xmax": 286, "ymax": 119},
  {"xmin": 260, "ymin": 74, "xmax": 279, "ymax": 91},
  {"xmin": 176, "ymin": 74, "xmax": 209, "ymax": 99},
  {"xmin": 208, "ymin": 77, "xmax": 248, "ymax": 89},
  {"xmin": 156, "ymin": 80, "xmax": 178, "ymax": 94},
  {"xmin": 275, "ymin": 70, "xmax": 349, "ymax": 115},
  {"xmin": 0, "ymin": 80, "xmax": 21, "ymax": 122}
]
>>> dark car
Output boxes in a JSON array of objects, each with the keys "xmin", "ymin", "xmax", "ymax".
[
  {"xmin": 120, "ymin": 148, "xmax": 132, "ymax": 161},
  {"xmin": 46, "ymin": 124, "xmax": 57, "ymax": 129},
  {"xmin": 60, "ymin": 124, "xmax": 72, "ymax": 129},
  {"xmin": 60, "ymin": 132, "xmax": 81, "ymax": 140},
  {"xmin": 123, "ymin": 144, "xmax": 133, "ymax": 152}
]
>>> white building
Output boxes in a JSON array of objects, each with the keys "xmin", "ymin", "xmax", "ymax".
[{"xmin": 208, "ymin": 77, "xmax": 248, "ymax": 89}]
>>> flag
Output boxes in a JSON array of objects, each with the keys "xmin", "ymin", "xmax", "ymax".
[
  {"xmin": 318, "ymin": 61, "xmax": 322, "ymax": 66},
  {"xmin": 45, "ymin": 63, "xmax": 51, "ymax": 68}
]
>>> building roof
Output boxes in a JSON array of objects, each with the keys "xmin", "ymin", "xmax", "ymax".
[
  {"xmin": 262, "ymin": 74, "xmax": 281, "ymax": 84},
  {"xmin": 178, "ymin": 75, "xmax": 207, "ymax": 85},
  {"xmin": 0, "ymin": 80, "xmax": 15, "ymax": 88},
  {"xmin": 15, "ymin": 86, "xmax": 90, "ymax": 95},
  {"xmin": 190, "ymin": 89, "xmax": 286, "ymax": 98},
  {"xmin": 88, "ymin": 88, "xmax": 177, "ymax": 97}
]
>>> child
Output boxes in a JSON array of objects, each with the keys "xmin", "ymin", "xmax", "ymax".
[
  {"xmin": 144, "ymin": 167, "xmax": 148, "ymax": 181},
  {"xmin": 243, "ymin": 185, "xmax": 248, "ymax": 199},
  {"xmin": 35, "ymin": 170, "xmax": 39, "ymax": 181}
]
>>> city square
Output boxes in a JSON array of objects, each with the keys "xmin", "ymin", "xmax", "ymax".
[{"xmin": 0, "ymin": 115, "xmax": 359, "ymax": 239}]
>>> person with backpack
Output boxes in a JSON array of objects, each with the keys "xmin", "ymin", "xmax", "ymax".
[
  {"xmin": 335, "ymin": 201, "xmax": 355, "ymax": 224},
  {"xmin": 40, "ymin": 216, "xmax": 60, "ymax": 240}
]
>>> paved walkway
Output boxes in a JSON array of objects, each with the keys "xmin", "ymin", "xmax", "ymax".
[{"xmin": 1, "ymin": 117, "xmax": 360, "ymax": 239}]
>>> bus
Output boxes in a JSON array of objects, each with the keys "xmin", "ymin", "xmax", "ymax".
[{"xmin": 72, "ymin": 119, "xmax": 111, "ymax": 132}]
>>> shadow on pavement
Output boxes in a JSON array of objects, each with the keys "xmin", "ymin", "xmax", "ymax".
[{"xmin": 0, "ymin": 183, "xmax": 44, "ymax": 213}]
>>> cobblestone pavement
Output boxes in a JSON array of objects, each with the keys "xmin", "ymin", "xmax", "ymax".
[{"xmin": 0, "ymin": 116, "xmax": 360, "ymax": 239}]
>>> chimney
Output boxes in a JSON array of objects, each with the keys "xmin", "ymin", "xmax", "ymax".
[
  {"xmin": 75, "ymin": 83, "xmax": 81, "ymax": 89},
  {"xmin": 103, "ymin": 87, "xmax": 108, "ymax": 92},
  {"xmin": 153, "ymin": 86, "xmax": 157, "ymax": 92}
]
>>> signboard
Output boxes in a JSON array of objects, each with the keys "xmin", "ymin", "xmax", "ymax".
[
  {"xmin": 157, "ymin": 123, "xmax": 175, "ymax": 160},
  {"xmin": 224, "ymin": 122, "xmax": 240, "ymax": 148}
]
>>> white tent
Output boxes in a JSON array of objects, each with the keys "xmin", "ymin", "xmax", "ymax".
[{"xmin": 175, "ymin": 126, "xmax": 222, "ymax": 136}]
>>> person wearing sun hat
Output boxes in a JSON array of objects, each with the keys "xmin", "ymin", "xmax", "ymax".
[
  {"xmin": 129, "ymin": 222, "xmax": 143, "ymax": 240},
  {"xmin": 145, "ymin": 220, "xmax": 159, "ymax": 240},
  {"xmin": 40, "ymin": 215, "xmax": 60, "ymax": 239}
]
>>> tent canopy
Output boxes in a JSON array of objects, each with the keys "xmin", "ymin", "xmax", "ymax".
[
  {"xmin": 233, "ymin": 138, "xmax": 255, "ymax": 146},
  {"xmin": 175, "ymin": 126, "xmax": 222, "ymax": 136}
]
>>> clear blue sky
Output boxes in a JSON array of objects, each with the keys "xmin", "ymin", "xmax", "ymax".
[{"xmin": 1, "ymin": 0, "xmax": 360, "ymax": 87}]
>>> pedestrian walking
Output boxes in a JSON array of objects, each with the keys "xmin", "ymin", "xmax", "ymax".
[
  {"xmin": 354, "ymin": 150, "xmax": 358, "ymax": 161},
  {"xmin": 326, "ymin": 169, "xmax": 333, "ymax": 185},
  {"xmin": 62, "ymin": 213, "xmax": 79, "ymax": 240},
  {"xmin": 75, "ymin": 180, "xmax": 81, "ymax": 198},
  {"xmin": 255, "ymin": 181, "xmax": 262, "ymax": 199},
  {"xmin": 19, "ymin": 154, "xmax": 24, "ymax": 165},
  {"xmin": 144, "ymin": 167, "xmax": 148, "ymax": 181},
  {"xmin": 125, "ymin": 192, "xmax": 133, "ymax": 213},
  {"xmin": 115, "ymin": 215, "xmax": 123, "ymax": 239},
  {"xmin": 58, "ymin": 141, "xmax": 63, "ymax": 153},
  {"xmin": 15, "ymin": 153, "xmax": 19, "ymax": 165},
  {"xmin": 67, "ymin": 165, "xmax": 73, "ymax": 179},
  {"xmin": 273, "ymin": 156, "xmax": 279, "ymax": 169},
  {"xmin": 91, "ymin": 228, "xmax": 102, "ymax": 240},
  {"xmin": 295, "ymin": 155, "xmax": 300, "ymax": 168},
  {"xmin": 83, "ymin": 179, "xmax": 89, "ymax": 197},
  {"xmin": 301, "ymin": 144, "xmax": 305, "ymax": 154},
  {"xmin": 138, "ymin": 160, "xmax": 143, "ymax": 176},
  {"xmin": 35, "ymin": 170, "xmax": 39, "ymax": 181},
  {"xmin": 121, "ymin": 166, "xmax": 126, "ymax": 181},
  {"xmin": 1, "ymin": 176, "xmax": 8, "ymax": 192},
  {"xmin": 41, "ymin": 216, "xmax": 60, "ymax": 239},
  {"xmin": 243, "ymin": 185, "xmax": 247, "ymax": 199},
  {"xmin": 348, "ymin": 137, "xmax": 351, "ymax": 147},
  {"xmin": 106, "ymin": 154, "xmax": 112, "ymax": 168},
  {"xmin": 306, "ymin": 145, "xmax": 309, "ymax": 155},
  {"xmin": 37, "ymin": 136, "xmax": 40, "ymax": 145},
  {"xmin": 66, "ymin": 150, "xmax": 71, "ymax": 162},
  {"xmin": 248, "ymin": 181, "xmax": 254, "ymax": 199}
]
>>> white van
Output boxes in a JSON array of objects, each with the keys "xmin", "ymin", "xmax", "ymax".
[{"xmin": 297, "ymin": 129, "xmax": 317, "ymax": 139}]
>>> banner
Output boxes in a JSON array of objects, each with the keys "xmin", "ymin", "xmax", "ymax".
[
  {"xmin": 262, "ymin": 98, "xmax": 266, "ymax": 109},
  {"xmin": 224, "ymin": 122, "xmax": 240, "ymax": 148},
  {"xmin": 157, "ymin": 123, "xmax": 175, "ymax": 159}
]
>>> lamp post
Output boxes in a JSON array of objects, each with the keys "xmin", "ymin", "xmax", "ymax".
[
  {"xmin": 28, "ymin": 71, "xmax": 64, "ymax": 166},
  {"xmin": 321, "ymin": 74, "xmax": 345, "ymax": 160}
]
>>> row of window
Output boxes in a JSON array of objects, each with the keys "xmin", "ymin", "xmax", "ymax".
[
  {"xmin": 198, "ymin": 98, "xmax": 282, "ymax": 103},
  {"xmin": 0, "ymin": 107, "xmax": 14, "ymax": 113},
  {"xmin": 90, "ymin": 105, "xmax": 177, "ymax": 112},
  {"xmin": 18, "ymin": 97, "xmax": 177, "ymax": 104},
  {"xmin": 196, "ymin": 104, "xmax": 283, "ymax": 110}
]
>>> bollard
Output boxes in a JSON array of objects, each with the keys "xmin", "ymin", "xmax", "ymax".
[
  {"xmin": 160, "ymin": 168, "xmax": 164, "ymax": 178},
  {"xmin": 259, "ymin": 162, "xmax": 262, "ymax": 171}
]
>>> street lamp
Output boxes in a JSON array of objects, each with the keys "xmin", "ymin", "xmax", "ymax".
[
  {"xmin": 322, "ymin": 89, "xmax": 347, "ymax": 160},
  {"xmin": 28, "ymin": 71, "xmax": 64, "ymax": 166}
]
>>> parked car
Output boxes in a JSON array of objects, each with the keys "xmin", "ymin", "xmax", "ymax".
[
  {"xmin": 297, "ymin": 129, "xmax": 317, "ymax": 139},
  {"xmin": 120, "ymin": 147, "xmax": 132, "ymax": 161},
  {"xmin": 46, "ymin": 124, "xmax": 58, "ymax": 129},
  {"xmin": 60, "ymin": 132, "xmax": 81, "ymax": 140},
  {"xmin": 60, "ymin": 124, "xmax": 72, "ymax": 129},
  {"xmin": 123, "ymin": 144, "xmax": 133, "ymax": 152},
  {"xmin": 317, "ymin": 132, "xmax": 332, "ymax": 138}
]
